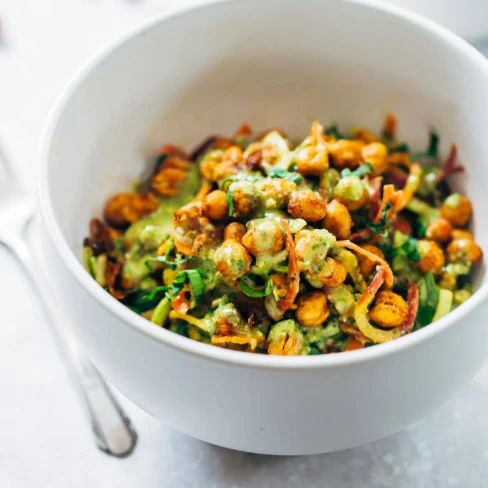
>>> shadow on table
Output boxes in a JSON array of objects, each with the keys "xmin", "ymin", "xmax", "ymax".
[{"xmin": 151, "ymin": 373, "xmax": 488, "ymax": 488}]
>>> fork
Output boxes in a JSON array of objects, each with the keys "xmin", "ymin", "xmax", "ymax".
[{"xmin": 0, "ymin": 145, "xmax": 137, "ymax": 457}]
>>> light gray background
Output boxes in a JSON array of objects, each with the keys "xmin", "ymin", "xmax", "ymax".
[{"xmin": 1, "ymin": 1, "xmax": 488, "ymax": 486}]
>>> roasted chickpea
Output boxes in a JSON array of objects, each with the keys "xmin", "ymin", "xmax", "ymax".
[
  {"xmin": 356, "ymin": 244, "xmax": 385, "ymax": 277},
  {"xmin": 328, "ymin": 140, "xmax": 363, "ymax": 169},
  {"xmin": 267, "ymin": 320, "xmax": 304, "ymax": 356},
  {"xmin": 312, "ymin": 257, "xmax": 347, "ymax": 287},
  {"xmin": 441, "ymin": 193, "xmax": 472, "ymax": 227},
  {"xmin": 451, "ymin": 229, "xmax": 474, "ymax": 241},
  {"xmin": 227, "ymin": 181, "xmax": 262, "ymax": 219},
  {"xmin": 288, "ymin": 190, "xmax": 327, "ymax": 221},
  {"xmin": 242, "ymin": 219, "xmax": 284, "ymax": 256},
  {"xmin": 454, "ymin": 289, "xmax": 472, "ymax": 305},
  {"xmin": 417, "ymin": 240, "xmax": 445, "ymax": 274},
  {"xmin": 202, "ymin": 190, "xmax": 229, "ymax": 221},
  {"xmin": 104, "ymin": 192, "xmax": 157, "ymax": 228},
  {"xmin": 151, "ymin": 156, "xmax": 190, "ymax": 196},
  {"xmin": 438, "ymin": 271, "xmax": 457, "ymax": 291},
  {"xmin": 295, "ymin": 145, "xmax": 328, "ymax": 176},
  {"xmin": 213, "ymin": 239, "xmax": 252, "ymax": 280},
  {"xmin": 323, "ymin": 199, "xmax": 353, "ymax": 239},
  {"xmin": 425, "ymin": 218, "xmax": 452, "ymax": 242},
  {"xmin": 295, "ymin": 229, "xmax": 336, "ymax": 272},
  {"xmin": 447, "ymin": 238, "xmax": 483, "ymax": 264},
  {"xmin": 333, "ymin": 176, "xmax": 369, "ymax": 211},
  {"xmin": 224, "ymin": 222, "xmax": 246, "ymax": 242},
  {"xmin": 295, "ymin": 291, "xmax": 330, "ymax": 327},
  {"xmin": 369, "ymin": 291, "xmax": 408, "ymax": 328},
  {"xmin": 255, "ymin": 177, "xmax": 297, "ymax": 208},
  {"xmin": 361, "ymin": 142, "xmax": 389, "ymax": 175}
]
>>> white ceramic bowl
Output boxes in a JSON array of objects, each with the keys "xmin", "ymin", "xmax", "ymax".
[{"xmin": 38, "ymin": 0, "xmax": 488, "ymax": 455}]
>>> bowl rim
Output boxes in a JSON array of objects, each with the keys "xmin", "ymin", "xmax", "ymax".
[{"xmin": 38, "ymin": 0, "xmax": 488, "ymax": 371}]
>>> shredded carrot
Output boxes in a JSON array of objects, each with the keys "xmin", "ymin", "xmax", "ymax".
[
  {"xmin": 336, "ymin": 240, "xmax": 394, "ymax": 288},
  {"xmin": 354, "ymin": 267, "xmax": 400, "ymax": 343},
  {"xmin": 278, "ymin": 220, "xmax": 300, "ymax": 311},
  {"xmin": 382, "ymin": 113, "xmax": 397, "ymax": 139}
]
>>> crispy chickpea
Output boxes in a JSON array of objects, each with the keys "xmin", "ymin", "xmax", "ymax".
[
  {"xmin": 202, "ymin": 190, "xmax": 229, "ymax": 221},
  {"xmin": 295, "ymin": 229, "xmax": 336, "ymax": 272},
  {"xmin": 227, "ymin": 181, "xmax": 262, "ymax": 219},
  {"xmin": 333, "ymin": 176, "xmax": 369, "ymax": 211},
  {"xmin": 323, "ymin": 199, "xmax": 353, "ymax": 239},
  {"xmin": 288, "ymin": 190, "xmax": 327, "ymax": 221},
  {"xmin": 242, "ymin": 219, "xmax": 284, "ymax": 256},
  {"xmin": 104, "ymin": 192, "xmax": 157, "ymax": 228},
  {"xmin": 361, "ymin": 142, "xmax": 389, "ymax": 175},
  {"xmin": 328, "ymin": 140, "xmax": 363, "ymax": 169},
  {"xmin": 267, "ymin": 320, "xmax": 304, "ymax": 356},
  {"xmin": 417, "ymin": 240, "xmax": 445, "ymax": 274},
  {"xmin": 255, "ymin": 177, "xmax": 297, "ymax": 208},
  {"xmin": 356, "ymin": 244, "xmax": 385, "ymax": 277},
  {"xmin": 440, "ymin": 193, "xmax": 473, "ymax": 227},
  {"xmin": 447, "ymin": 238, "xmax": 483, "ymax": 264},
  {"xmin": 451, "ymin": 229, "xmax": 474, "ymax": 241},
  {"xmin": 295, "ymin": 145, "xmax": 328, "ymax": 176},
  {"xmin": 312, "ymin": 257, "xmax": 347, "ymax": 287},
  {"xmin": 295, "ymin": 291, "xmax": 330, "ymax": 327},
  {"xmin": 213, "ymin": 240, "xmax": 252, "ymax": 280},
  {"xmin": 369, "ymin": 291, "xmax": 408, "ymax": 328},
  {"xmin": 224, "ymin": 222, "xmax": 246, "ymax": 242},
  {"xmin": 425, "ymin": 218, "xmax": 452, "ymax": 243},
  {"xmin": 151, "ymin": 156, "xmax": 190, "ymax": 197}
]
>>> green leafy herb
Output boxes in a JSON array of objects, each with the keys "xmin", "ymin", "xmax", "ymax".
[
  {"xmin": 170, "ymin": 268, "xmax": 208, "ymax": 303},
  {"xmin": 393, "ymin": 232, "xmax": 421, "ymax": 262},
  {"xmin": 390, "ymin": 143, "xmax": 410, "ymax": 154},
  {"xmin": 341, "ymin": 163, "xmax": 373, "ymax": 179},
  {"xmin": 146, "ymin": 254, "xmax": 194, "ymax": 270},
  {"xmin": 412, "ymin": 131, "xmax": 439, "ymax": 160},
  {"xmin": 417, "ymin": 271, "xmax": 439, "ymax": 327},
  {"xmin": 363, "ymin": 201, "xmax": 392, "ymax": 237},
  {"xmin": 226, "ymin": 189, "xmax": 234, "ymax": 216},
  {"xmin": 416, "ymin": 221, "xmax": 427, "ymax": 238},
  {"xmin": 239, "ymin": 274, "xmax": 273, "ymax": 298},
  {"xmin": 122, "ymin": 286, "xmax": 171, "ymax": 314},
  {"xmin": 268, "ymin": 167, "xmax": 303, "ymax": 184},
  {"xmin": 324, "ymin": 122, "xmax": 343, "ymax": 139}
]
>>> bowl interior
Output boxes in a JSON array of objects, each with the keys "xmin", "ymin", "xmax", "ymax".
[{"xmin": 46, "ymin": 0, "xmax": 488, "ymax": 288}]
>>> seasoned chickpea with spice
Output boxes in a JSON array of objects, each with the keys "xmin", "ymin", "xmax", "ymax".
[
  {"xmin": 361, "ymin": 142, "xmax": 389, "ymax": 175},
  {"xmin": 441, "ymin": 193, "xmax": 473, "ymax": 227},
  {"xmin": 333, "ymin": 175, "xmax": 369, "ymax": 211},
  {"xmin": 202, "ymin": 190, "xmax": 229, "ymax": 221},
  {"xmin": 417, "ymin": 240, "xmax": 445, "ymax": 274},
  {"xmin": 227, "ymin": 181, "xmax": 262, "ymax": 219},
  {"xmin": 451, "ymin": 229, "xmax": 474, "ymax": 241},
  {"xmin": 323, "ymin": 199, "xmax": 353, "ymax": 239},
  {"xmin": 213, "ymin": 240, "xmax": 252, "ymax": 280},
  {"xmin": 369, "ymin": 291, "xmax": 408, "ymax": 328},
  {"xmin": 255, "ymin": 177, "xmax": 297, "ymax": 208},
  {"xmin": 312, "ymin": 257, "xmax": 347, "ymax": 287},
  {"xmin": 447, "ymin": 238, "xmax": 483, "ymax": 264},
  {"xmin": 425, "ymin": 218, "xmax": 452, "ymax": 242},
  {"xmin": 104, "ymin": 192, "xmax": 157, "ymax": 228},
  {"xmin": 242, "ymin": 219, "xmax": 284, "ymax": 256},
  {"xmin": 267, "ymin": 320, "xmax": 304, "ymax": 356},
  {"xmin": 288, "ymin": 190, "xmax": 327, "ymax": 221},
  {"xmin": 295, "ymin": 291, "xmax": 330, "ymax": 327},
  {"xmin": 356, "ymin": 244, "xmax": 385, "ymax": 277},
  {"xmin": 328, "ymin": 140, "xmax": 363, "ymax": 169},
  {"xmin": 223, "ymin": 222, "xmax": 246, "ymax": 242}
]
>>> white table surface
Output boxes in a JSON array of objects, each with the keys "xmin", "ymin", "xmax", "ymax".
[{"xmin": 2, "ymin": 1, "xmax": 488, "ymax": 487}]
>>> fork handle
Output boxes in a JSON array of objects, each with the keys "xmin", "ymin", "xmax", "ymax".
[{"xmin": 8, "ymin": 236, "xmax": 137, "ymax": 457}]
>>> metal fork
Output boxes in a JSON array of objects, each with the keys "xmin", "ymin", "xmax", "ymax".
[{"xmin": 0, "ymin": 145, "xmax": 137, "ymax": 457}]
